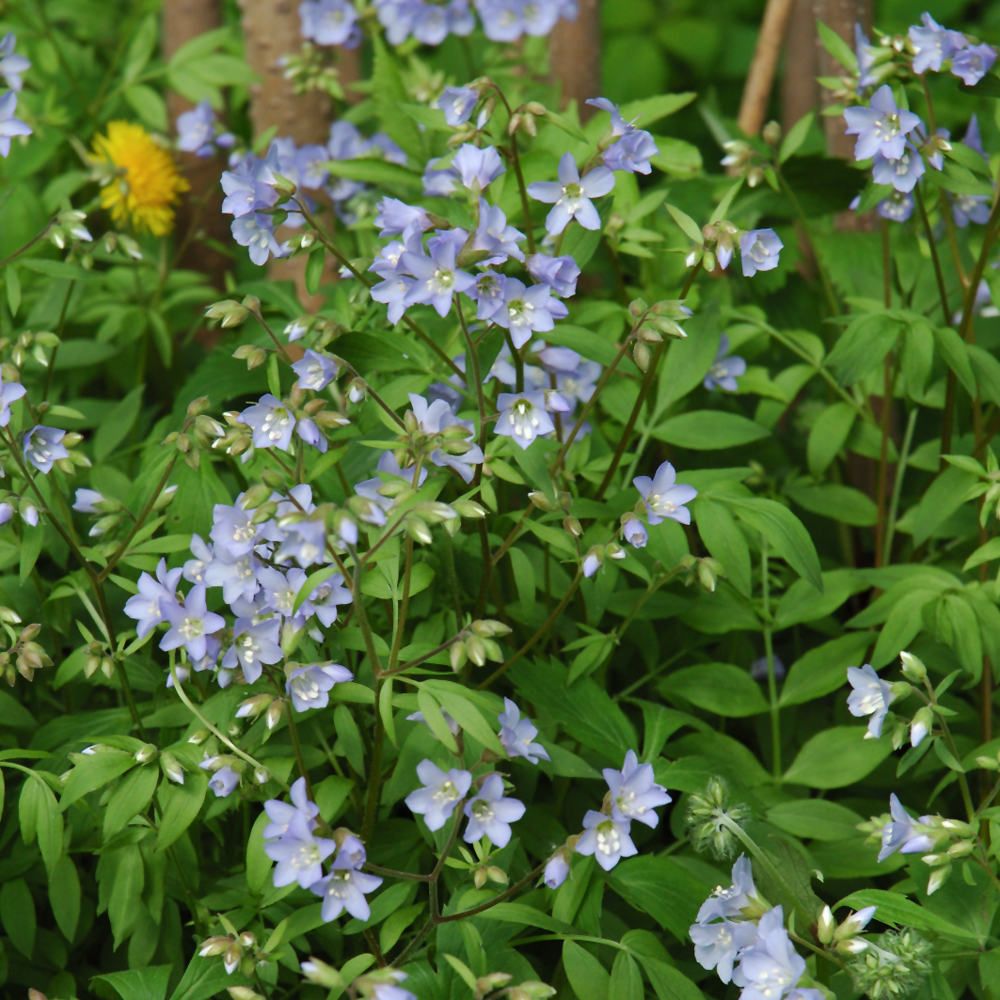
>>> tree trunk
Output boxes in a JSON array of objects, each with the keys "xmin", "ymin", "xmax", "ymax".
[
  {"xmin": 549, "ymin": 0, "xmax": 601, "ymax": 123},
  {"xmin": 239, "ymin": 0, "xmax": 339, "ymax": 308},
  {"xmin": 781, "ymin": 0, "xmax": 819, "ymax": 132},
  {"xmin": 162, "ymin": 0, "xmax": 229, "ymax": 288},
  {"xmin": 737, "ymin": 0, "xmax": 796, "ymax": 136}
]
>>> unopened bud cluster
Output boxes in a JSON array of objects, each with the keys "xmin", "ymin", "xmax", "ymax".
[{"xmin": 449, "ymin": 619, "xmax": 511, "ymax": 671}]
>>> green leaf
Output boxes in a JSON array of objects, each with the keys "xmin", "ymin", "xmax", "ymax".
[
  {"xmin": 19, "ymin": 771, "xmax": 63, "ymax": 875},
  {"xmin": 826, "ymin": 313, "xmax": 901, "ymax": 386},
  {"xmin": 649, "ymin": 138, "xmax": 702, "ymax": 177},
  {"xmin": 305, "ymin": 248, "xmax": 326, "ymax": 296},
  {"xmin": 773, "ymin": 569, "xmax": 867, "ymax": 630},
  {"xmin": 400, "ymin": 102, "xmax": 450, "ymax": 131},
  {"xmin": 784, "ymin": 726, "xmax": 894, "ymax": 787},
  {"xmin": 479, "ymin": 902, "xmax": 577, "ymax": 933},
  {"xmin": 723, "ymin": 495, "xmax": 823, "ymax": 593},
  {"xmin": 779, "ymin": 631, "xmax": 874, "ymax": 707},
  {"xmin": 766, "ymin": 799, "xmax": 864, "ymax": 841},
  {"xmin": 779, "ymin": 112, "xmax": 815, "ymax": 163},
  {"xmin": 325, "ymin": 158, "xmax": 422, "ymax": 189},
  {"xmin": 246, "ymin": 809, "xmax": 272, "ymax": 896},
  {"xmin": 605, "ymin": 854, "xmax": 709, "ymax": 942},
  {"xmin": 818, "ymin": 19, "xmax": 857, "ymax": 69},
  {"xmin": 48, "ymin": 853, "xmax": 81, "ymax": 942},
  {"xmin": 20, "ymin": 522, "xmax": 43, "ymax": 584},
  {"xmin": 6, "ymin": 265, "xmax": 20, "ymax": 316},
  {"xmin": 806, "ymin": 401, "xmax": 856, "ymax": 476},
  {"xmin": 155, "ymin": 769, "xmax": 207, "ymax": 851},
  {"xmin": 0, "ymin": 878, "xmax": 35, "ymax": 957},
  {"xmin": 545, "ymin": 109, "xmax": 588, "ymax": 143},
  {"xmin": 786, "ymin": 483, "xmax": 878, "ymax": 527},
  {"xmin": 652, "ymin": 410, "xmax": 770, "ymax": 449},
  {"xmin": 124, "ymin": 84, "xmax": 168, "ymax": 131},
  {"xmin": 61, "ymin": 750, "xmax": 137, "ymax": 807},
  {"xmin": 836, "ymin": 889, "xmax": 981, "ymax": 944},
  {"xmin": 94, "ymin": 384, "xmax": 145, "ymax": 462},
  {"xmin": 562, "ymin": 196, "xmax": 614, "ymax": 268},
  {"xmin": 935, "ymin": 326, "xmax": 977, "ymax": 396},
  {"xmin": 964, "ymin": 537, "xmax": 1000, "ymax": 571},
  {"xmin": 509, "ymin": 546, "xmax": 536, "ymax": 613},
  {"xmin": 665, "ymin": 204, "xmax": 703, "ymax": 243},
  {"xmin": 108, "ymin": 843, "xmax": 145, "ymax": 948},
  {"xmin": 562, "ymin": 940, "xmax": 610, "ymax": 1000},
  {"xmin": 692, "ymin": 497, "xmax": 751, "ymax": 596},
  {"xmin": 424, "ymin": 682, "xmax": 503, "ymax": 755},
  {"xmin": 709, "ymin": 177, "xmax": 744, "ymax": 223},
  {"xmin": 661, "ymin": 663, "xmax": 768, "ymax": 716},
  {"xmin": 969, "ymin": 344, "xmax": 1000, "ymax": 406},
  {"xmin": 334, "ymin": 703, "xmax": 366, "ymax": 773},
  {"xmin": 168, "ymin": 954, "xmax": 252, "ymax": 1000},
  {"xmin": 92, "ymin": 966, "xmax": 173, "ymax": 1000},
  {"xmin": 104, "ymin": 762, "xmax": 159, "ymax": 838},
  {"xmin": 379, "ymin": 676, "xmax": 397, "ymax": 748},
  {"xmin": 619, "ymin": 92, "xmax": 697, "ymax": 126},
  {"xmin": 871, "ymin": 588, "xmax": 939, "ymax": 667}
]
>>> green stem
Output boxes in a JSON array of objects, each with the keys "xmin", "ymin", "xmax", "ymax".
[
  {"xmin": 0, "ymin": 220, "xmax": 54, "ymax": 272},
  {"xmin": 883, "ymin": 407, "xmax": 917, "ymax": 566}
]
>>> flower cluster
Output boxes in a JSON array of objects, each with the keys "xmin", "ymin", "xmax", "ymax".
[
  {"xmin": 845, "ymin": 651, "xmax": 935, "ymax": 749},
  {"xmin": 0, "ymin": 34, "xmax": 30, "ymax": 159},
  {"xmin": 370, "ymin": 0, "xmax": 576, "ymax": 47},
  {"xmin": 176, "ymin": 99, "xmax": 236, "ymax": 158},
  {"xmin": 691, "ymin": 857, "xmax": 862, "ymax": 1000}
]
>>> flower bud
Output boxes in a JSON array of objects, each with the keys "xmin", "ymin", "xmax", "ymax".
[
  {"xmin": 889, "ymin": 681, "xmax": 912, "ymax": 702},
  {"xmin": 266, "ymin": 700, "xmax": 286, "ymax": 729},
  {"xmin": 527, "ymin": 491, "xmax": 556, "ymax": 512},
  {"xmin": 909, "ymin": 706, "xmax": 932, "ymax": 747},
  {"xmin": 509, "ymin": 983, "xmax": 557, "ymax": 1000},
  {"xmin": 762, "ymin": 120, "xmax": 782, "ymax": 146},
  {"xmin": 153, "ymin": 484, "xmax": 178, "ymax": 509},
  {"xmin": 135, "ymin": 743, "xmax": 157, "ymax": 765},
  {"xmin": 406, "ymin": 516, "xmax": 433, "ymax": 545},
  {"xmin": 199, "ymin": 936, "xmax": 232, "ymax": 958},
  {"xmin": 633, "ymin": 341, "xmax": 651, "ymax": 372},
  {"xmin": 450, "ymin": 641, "xmax": 468, "ymax": 672},
  {"xmin": 927, "ymin": 864, "xmax": 951, "ymax": 894},
  {"xmin": 187, "ymin": 396, "xmax": 211, "ymax": 417},
  {"xmin": 160, "ymin": 751, "xmax": 185, "ymax": 784},
  {"xmin": 188, "ymin": 728, "xmax": 210, "ymax": 745},
  {"xmin": 227, "ymin": 989, "xmax": 262, "ymax": 1000},
  {"xmin": 817, "ymin": 905, "xmax": 835, "ymax": 944},
  {"xmin": 899, "ymin": 650, "xmax": 927, "ymax": 683},
  {"xmin": 452, "ymin": 499, "xmax": 486, "ymax": 518},
  {"xmin": 978, "ymin": 755, "xmax": 1000, "ymax": 770},
  {"xmin": 206, "ymin": 300, "xmax": 250, "ymax": 327},
  {"xmin": 563, "ymin": 516, "xmax": 582, "ymax": 538},
  {"xmin": 628, "ymin": 298, "xmax": 649, "ymax": 319},
  {"xmin": 224, "ymin": 941, "xmax": 242, "ymax": 975},
  {"xmin": 486, "ymin": 865, "xmax": 508, "ymax": 885},
  {"xmin": 466, "ymin": 634, "xmax": 487, "ymax": 667},
  {"xmin": 947, "ymin": 839, "xmax": 975, "ymax": 858},
  {"xmin": 300, "ymin": 958, "xmax": 344, "ymax": 989},
  {"xmin": 474, "ymin": 867, "xmax": 488, "ymax": 889},
  {"xmin": 254, "ymin": 766, "xmax": 269, "ymax": 784},
  {"xmin": 236, "ymin": 693, "xmax": 274, "ymax": 719}
]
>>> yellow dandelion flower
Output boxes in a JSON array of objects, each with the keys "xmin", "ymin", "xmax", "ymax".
[{"xmin": 92, "ymin": 121, "xmax": 189, "ymax": 237}]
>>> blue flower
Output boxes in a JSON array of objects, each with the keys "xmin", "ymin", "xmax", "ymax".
[
  {"xmin": 491, "ymin": 277, "xmax": 568, "ymax": 348},
  {"xmin": 452, "ymin": 143, "xmax": 506, "ymax": 193},
  {"xmin": 909, "ymin": 13, "xmax": 967, "ymax": 74},
  {"xmin": 160, "ymin": 584, "xmax": 225, "ymax": 662},
  {"xmin": 0, "ymin": 34, "xmax": 30, "ymax": 93},
  {"xmin": 223, "ymin": 617, "xmax": 284, "ymax": 683},
  {"xmin": 633, "ymin": 461, "xmax": 697, "ymax": 525},
  {"xmin": 371, "ymin": 273, "xmax": 415, "ymax": 324},
  {"xmin": 23, "ymin": 426, "xmax": 67, "ymax": 474},
  {"xmin": 0, "ymin": 377, "xmax": 26, "ymax": 426},
  {"xmin": 463, "ymin": 773, "xmax": 525, "ymax": 847},
  {"xmin": 878, "ymin": 793, "xmax": 935, "ymax": 861},
  {"xmin": 739, "ymin": 228, "xmax": 783, "ymax": 277},
  {"xmin": 374, "ymin": 197, "xmax": 430, "ymax": 239},
  {"xmin": 732, "ymin": 906, "xmax": 805, "ymax": 1000},
  {"xmin": 266, "ymin": 809, "xmax": 336, "ymax": 888},
  {"xmin": 292, "ymin": 349, "xmax": 338, "ymax": 391},
  {"xmin": 176, "ymin": 99, "xmax": 219, "ymax": 157},
  {"xmin": 405, "ymin": 759, "xmax": 472, "ymax": 831},
  {"xmin": 221, "ymin": 148, "xmax": 280, "ymax": 217},
  {"xmin": 952, "ymin": 42, "xmax": 997, "ymax": 86},
  {"xmin": 575, "ymin": 807, "xmax": 637, "ymax": 871},
  {"xmin": 124, "ymin": 559, "xmax": 183, "ymax": 638},
  {"xmin": 495, "ymin": 391, "xmax": 555, "ymax": 449},
  {"xmin": 206, "ymin": 764, "xmax": 241, "ymax": 798},
  {"xmin": 704, "ymin": 334, "xmax": 747, "ymax": 391},
  {"xmin": 422, "ymin": 156, "xmax": 459, "ymax": 196},
  {"xmin": 544, "ymin": 853, "xmax": 570, "ymax": 888},
  {"xmin": 855, "ymin": 24, "xmax": 881, "ymax": 90},
  {"xmin": 408, "ymin": 393, "xmax": 483, "ymax": 482},
  {"xmin": 72, "ymin": 489, "xmax": 106, "ymax": 514},
  {"xmin": 585, "ymin": 96, "xmax": 637, "ymax": 136},
  {"xmin": 434, "ymin": 85, "xmax": 479, "ymax": 126},
  {"xmin": 872, "ymin": 145, "xmax": 925, "ymax": 192},
  {"xmin": 400, "ymin": 240, "xmax": 476, "ymax": 317},
  {"xmin": 876, "ymin": 191, "xmax": 914, "ymax": 223},
  {"xmin": 844, "ymin": 85, "xmax": 921, "ymax": 162},
  {"xmin": 847, "ymin": 663, "xmax": 894, "ymax": 738},
  {"xmin": 231, "ymin": 214, "xmax": 288, "ymax": 266},
  {"xmin": 528, "ymin": 152, "xmax": 615, "ymax": 235},
  {"xmin": 477, "ymin": 0, "xmax": 524, "ymax": 41},
  {"xmin": 622, "ymin": 517, "xmax": 648, "ymax": 548},
  {"xmin": 474, "ymin": 198, "xmax": 525, "ymax": 263},
  {"xmin": 299, "ymin": 0, "xmax": 358, "ymax": 46},
  {"xmin": 311, "ymin": 850, "xmax": 383, "ymax": 921},
  {"xmin": 690, "ymin": 920, "xmax": 758, "ymax": 984},
  {"xmin": 241, "ymin": 394, "xmax": 296, "ymax": 451},
  {"xmin": 603, "ymin": 750, "xmax": 672, "ymax": 828},
  {"xmin": 263, "ymin": 776, "xmax": 319, "ymax": 839},
  {"xmin": 527, "ymin": 252, "xmax": 580, "ymax": 297},
  {"xmin": 286, "ymin": 663, "xmax": 354, "ymax": 712},
  {"xmin": 603, "ymin": 129, "xmax": 659, "ymax": 175},
  {"xmin": 497, "ymin": 698, "xmax": 550, "ymax": 764},
  {"xmin": 696, "ymin": 855, "xmax": 758, "ymax": 923},
  {"xmin": 472, "ymin": 270, "xmax": 507, "ymax": 321},
  {"xmin": 0, "ymin": 92, "xmax": 31, "ymax": 158}
]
